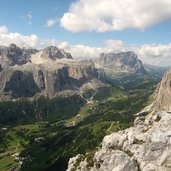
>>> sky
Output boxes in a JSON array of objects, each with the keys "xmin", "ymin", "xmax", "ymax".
[{"xmin": 0, "ymin": 0, "xmax": 171, "ymax": 66}]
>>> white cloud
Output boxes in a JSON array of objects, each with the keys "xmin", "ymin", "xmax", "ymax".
[
  {"xmin": 136, "ymin": 44, "xmax": 171, "ymax": 66},
  {"xmin": 0, "ymin": 25, "xmax": 8, "ymax": 34},
  {"xmin": 46, "ymin": 19, "xmax": 56, "ymax": 27},
  {"xmin": 66, "ymin": 44, "xmax": 103, "ymax": 58},
  {"xmin": 59, "ymin": 40, "xmax": 171, "ymax": 67},
  {"xmin": 27, "ymin": 14, "xmax": 32, "ymax": 20},
  {"xmin": 60, "ymin": 0, "xmax": 171, "ymax": 32},
  {"xmin": 59, "ymin": 41, "xmax": 126, "ymax": 59},
  {"xmin": 22, "ymin": 12, "xmax": 33, "ymax": 25},
  {"xmin": 0, "ymin": 26, "xmax": 58, "ymax": 49},
  {"xmin": 104, "ymin": 40, "xmax": 125, "ymax": 51},
  {"xmin": 27, "ymin": 14, "xmax": 32, "ymax": 24}
]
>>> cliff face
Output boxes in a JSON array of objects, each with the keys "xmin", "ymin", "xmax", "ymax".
[
  {"xmin": 0, "ymin": 44, "xmax": 38, "ymax": 67},
  {"xmin": 40, "ymin": 46, "xmax": 73, "ymax": 60},
  {"xmin": 67, "ymin": 69, "xmax": 171, "ymax": 171},
  {"xmin": 0, "ymin": 44, "xmax": 103, "ymax": 99},
  {"xmin": 153, "ymin": 69, "xmax": 171, "ymax": 112},
  {"xmin": 0, "ymin": 44, "xmax": 147, "ymax": 100},
  {"xmin": 95, "ymin": 51, "xmax": 146, "ymax": 74},
  {"xmin": 0, "ymin": 62, "xmax": 102, "ymax": 99}
]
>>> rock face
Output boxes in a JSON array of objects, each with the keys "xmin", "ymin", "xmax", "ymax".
[
  {"xmin": 0, "ymin": 45, "xmax": 147, "ymax": 100},
  {"xmin": 67, "ymin": 69, "xmax": 171, "ymax": 171},
  {"xmin": 0, "ymin": 61, "xmax": 102, "ymax": 99},
  {"xmin": 95, "ymin": 51, "xmax": 146, "ymax": 74},
  {"xmin": 0, "ymin": 44, "xmax": 103, "ymax": 99},
  {"xmin": 0, "ymin": 44, "xmax": 38, "ymax": 68},
  {"xmin": 67, "ymin": 110, "xmax": 171, "ymax": 171},
  {"xmin": 154, "ymin": 69, "xmax": 171, "ymax": 112},
  {"xmin": 40, "ymin": 46, "xmax": 72, "ymax": 60}
]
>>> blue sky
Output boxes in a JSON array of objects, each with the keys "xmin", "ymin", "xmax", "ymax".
[
  {"xmin": 0, "ymin": 0, "xmax": 171, "ymax": 66},
  {"xmin": 0, "ymin": 0, "xmax": 170, "ymax": 46}
]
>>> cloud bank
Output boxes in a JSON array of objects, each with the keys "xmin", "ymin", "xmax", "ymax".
[
  {"xmin": 0, "ymin": 26, "xmax": 58, "ymax": 49},
  {"xmin": 60, "ymin": 0, "xmax": 171, "ymax": 32}
]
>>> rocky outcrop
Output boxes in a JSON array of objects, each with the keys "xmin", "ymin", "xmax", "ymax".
[
  {"xmin": 40, "ymin": 46, "xmax": 72, "ymax": 60},
  {"xmin": 153, "ymin": 69, "xmax": 171, "ymax": 112},
  {"xmin": 0, "ymin": 63, "xmax": 2, "ymax": 72},
  {"xmin": 67, "ymin": 110, "xmax": 171, "ymax": 171},
  {"xmin": 67, "ymin": 69, "xmax": 171, "ymax": 171},
  {"xmin": 0, "ymin": 44, "xmax": 106, "ymax": 99},
  {"xmin": 0, "ymin": 60, "xmax": 103, "ymax": 99},
  {"xmin": 0, "ymin": 45, "xmax": 148, "ymax": 100},
  {"xmin": 2, "ymin": 69, "xmax": 40, "ymax": 98},
  {"xmin": 0, "ymin": 44, "xmax": 38, "ymax": 68},
  {"xmin": 95, "ymin": 51, "xmax": 146, "ymax": 75}
]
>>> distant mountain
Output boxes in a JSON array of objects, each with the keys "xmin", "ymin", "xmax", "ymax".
[
  {"xmin": 144, "ymin": 63, "xmax": 169, "ymax": 78},
  {"xmin": 0, "ymin": 44, "xmax": 105, "ymax": 100},
  {"xmin": 0, "ymin": 45, "xmax": 165, "ymax": 101},
  {"xmin": 0, "ymin": 43, "xmax": 38, "ymax": 67},
  {"xmin": 95, "ymin": 51, "xmax": 146, "ymax": 75}
]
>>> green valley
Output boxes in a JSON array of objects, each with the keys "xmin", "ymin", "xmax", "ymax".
[{"xmin": 0, "ymin": 73, "xmax": 159, "ymax": 171}]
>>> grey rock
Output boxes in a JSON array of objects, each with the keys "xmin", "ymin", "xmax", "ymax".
[
  {"xmin": 40, "ymin": 46, "xmax": 72, "ymax": 60},
  {"xmin": 95, "ymin": 51, "xmax": 146, "ymax": 74},
  {"xmin": 0, "ymin": 60, "xmax": 103, "ymax": 99},
  {"xmin": 0, "ymin": 44, "xmax": 37, "ymax": 68},
  {"xmin": 0, "ymin": 67, "xmax": 40, "ymax": 98},
  {"xmin": 0, "ymin": 44, "xmax": 106, "ymax": 99},
  {"xmin": 0, "ymin": 63, "xmax": 2, "ymax": 71},
  {"xmin": 67, "ymin": 111, "xmax": 171, "ymax": 171},
  {"xmin": 153, "ymin": 69, "xmax": 171, "ymax": 112}
]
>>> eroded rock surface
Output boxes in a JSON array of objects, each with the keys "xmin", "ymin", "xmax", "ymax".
[
  {"xmin": 67, "ymin": 111, "xmax": 171, "ymax": 171},
  {"xmin": 95, "ymin": 51, "xmax": 146, "ymax": 74},
  {"xmin": 154, "ymin": 69, "xmax": 171, "ymax": 112}
]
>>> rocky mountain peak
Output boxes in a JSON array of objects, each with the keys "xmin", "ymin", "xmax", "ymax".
[
  {"xmin": 9, "ymin": 43, "xmax": 18, "ymax": 49},
  {"xmin": 40, "ymin": 46, "xmax": 73, "ymax": 60},
  {"xmin": 0, "ymin": 44, "xmax": 104, "ymax": 99},
  {"xmin": 96, "ymin": 51, "xmax": 146, "ymax": 74},
  {"xmin": 0, "ymin": 44, "xmax": 36, "ymax": 67}
]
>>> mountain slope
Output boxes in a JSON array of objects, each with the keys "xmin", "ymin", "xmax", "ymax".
[
  {"xmin": 144, "ymin": 63, "xmax": 168, "ymax": 78},
  {"xmin": 67, "ymin": 69, "xmax": 171, "ymax": 171}
]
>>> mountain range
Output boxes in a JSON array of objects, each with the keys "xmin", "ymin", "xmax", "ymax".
[
  {"xmin": 0, "ymin": 44, "xmax": 169, "ymax": 171},
  {"xmin": 0, "ymin": 44, "xmax": 159, "ymax": 101}
]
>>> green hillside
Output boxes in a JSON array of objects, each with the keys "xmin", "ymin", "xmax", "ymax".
[{"xmin": 0, "ymin": 74, "xmax": 159, "ymax": 171}]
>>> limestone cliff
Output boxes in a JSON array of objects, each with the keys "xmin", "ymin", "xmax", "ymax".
[
  {"xmin": 0, "ymin": 44, "xmax": 147, "ymax": 100},
  {"xmin": 0, "ymin": 43, "xmax": 38, "ymax": 68},
  {"xmin": 95, "ymin": 51, "xmax": 146, "ymax": 75},
  {"xmin": 153, "ymin": 69, "xmax": 171, "ymax": 112},
  {"xmin": 0, "ymin": 44, "xmax": 104, "ymax": 99}
]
